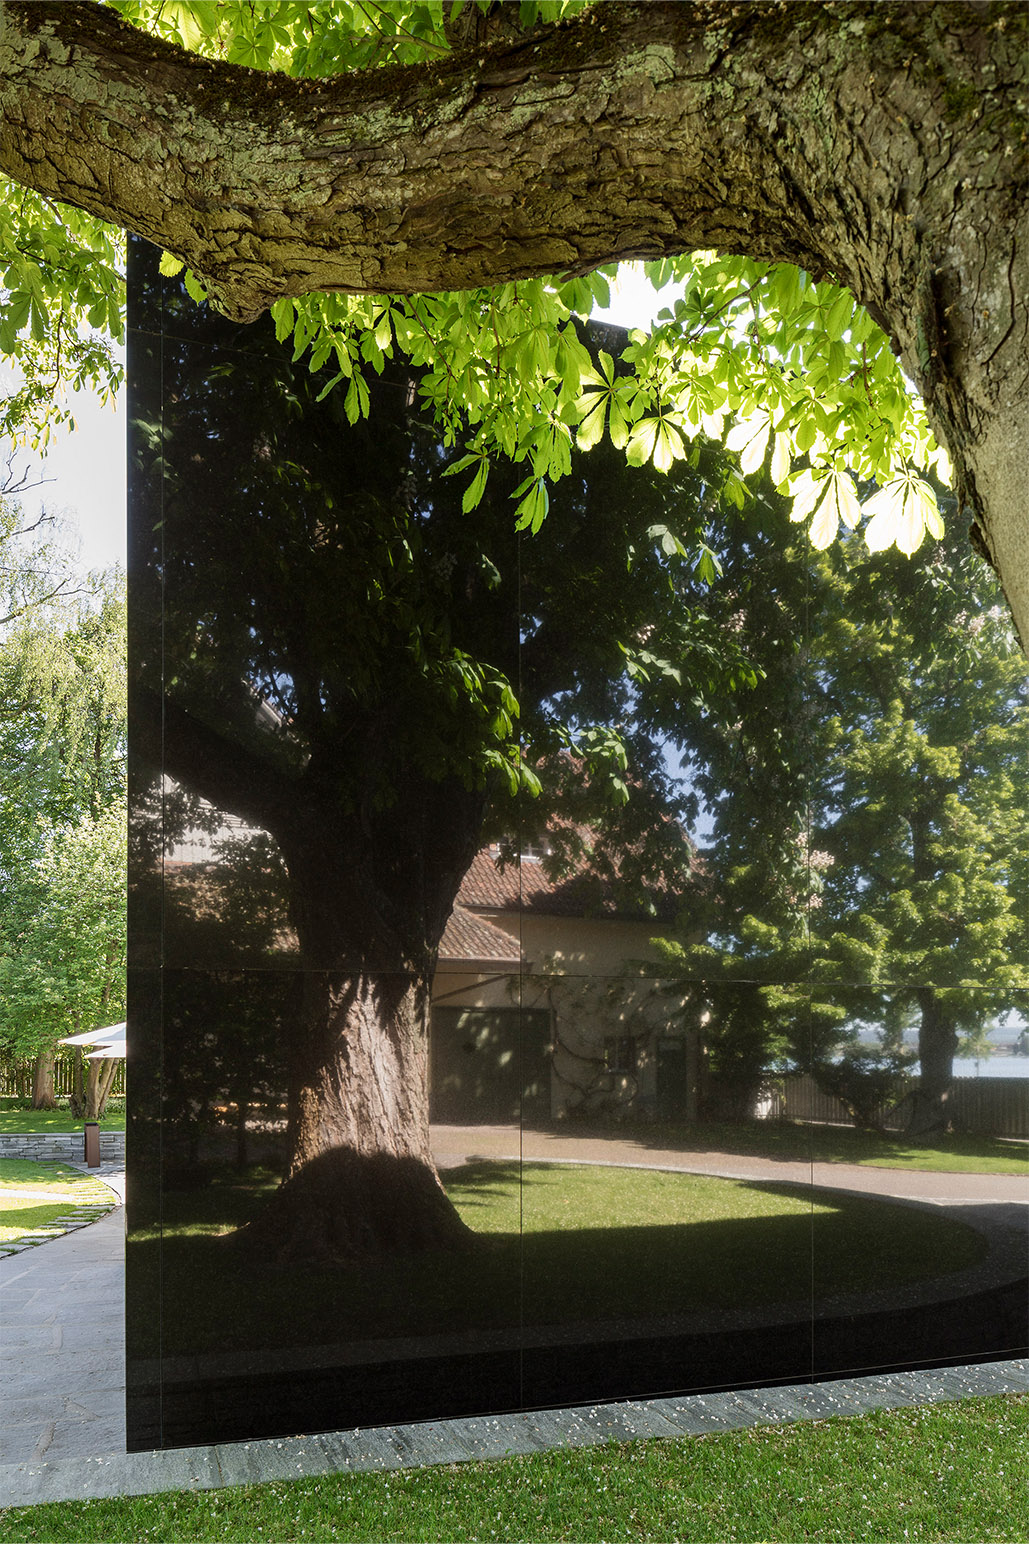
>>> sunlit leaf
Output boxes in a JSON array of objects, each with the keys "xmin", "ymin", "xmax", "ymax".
[
  {"xmin": 726, "ymin": 411, "xmax": 770, "ymax": 475},
  {"xmin": 864, "ymin": 473, "xmax": 940, "ymax": 555}
]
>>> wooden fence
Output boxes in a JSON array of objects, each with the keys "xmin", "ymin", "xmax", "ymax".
[
  {"xmin": 763, "ymin": 1072, "xmax": 1028, "ymax": 1138},
  {"xmin": 0, "ymin": 1054, "xmax": 125, "ymax": 1100}
]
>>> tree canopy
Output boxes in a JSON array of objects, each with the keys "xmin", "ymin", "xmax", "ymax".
[
  {"xmin": 0, "ymin": 510, "xmax": 125, "ymax": 1109},
  {"xmin": 653, "ymin": 500, "xmax": 1028, "ymax": 1131},
  {"xmin": 0, "ymin": 1, "xmax": 1026, "ymax": 637}
]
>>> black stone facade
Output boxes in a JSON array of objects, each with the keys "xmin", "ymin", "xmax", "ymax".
[{"xmin": 126, "ymin": 241, "xmax": 1028, "ymax": 1452}]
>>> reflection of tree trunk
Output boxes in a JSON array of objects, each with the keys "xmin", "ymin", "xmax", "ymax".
[
  {"xmin": 32, "ymin": 1048, "xmax": 57, "ymax": 1110},
  {"xmin": 906, "ymin": 988, "xmax": 958, "ymax": 1136},
  {"xmin": 230, "ymin": 781, "xmax": 485, "ymax": 1263},
  {"xmin": 236, "ymin": 970, "xmax": 473, "ymax": 1262}
]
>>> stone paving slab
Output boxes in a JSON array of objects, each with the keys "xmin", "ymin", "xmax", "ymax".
[{"xmin": 1, "ymin": 1360, "xmax": 1025, "ymax": 1509}]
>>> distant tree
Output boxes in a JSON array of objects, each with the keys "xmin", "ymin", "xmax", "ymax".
[
  {"xmin": 808, "ymin": 528, "xmax": 1028, "ymax": 1133},
  {"xmin": 655, "ymin": 502, "xmax": 1027, "ymax": 1134},
  {"xmin": 0, "ymin": 563, "xmax": 125, "ymax": 1109},
  {"xmin": 0, "ymin": 807, "xmax": 125, "ymax": 1115}
]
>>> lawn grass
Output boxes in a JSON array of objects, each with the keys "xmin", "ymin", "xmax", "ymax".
[
  {"xmin": 575, "ymin": 1117, "xmax": 1029, "ymax": 1175},
  {"xmin": 0, "ymin": 1158, "xmax": 117, "ymax": 1194},
  {"xmin": 1, "ymin": 1394, "xmax": 1024, "ymax": 1542},
  {"xmin": 0, "ymin": 1199, "xmax": 76, "ymax": 1243},
  {"xmin": 140, "ymin": 1160, "xmax": 986, "ymax": 1356},
  {"xmin": 0, "ymin": 1098, "xmax": 125, "ymax": 1134},
  {"xmin": 0, "ymin": 1159, "xmax": 118, "ymax": 1242}
]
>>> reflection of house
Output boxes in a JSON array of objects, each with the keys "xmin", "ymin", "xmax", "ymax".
[
  {"xmin": 158, "ymin": 786, "xmax": 698, "ymax": 1123},
  {"xmin": 431, "ymin": 840, "xmax": 693, "ymax": 1125}
]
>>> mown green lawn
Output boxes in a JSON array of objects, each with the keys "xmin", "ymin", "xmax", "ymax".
[
  {"xmin": 0, "ymin": 1158, "xmax": 117, "ymax": 1194},
  {"xmin": 0, "ymin": 1099, "xmax": 125, "ymax": 1134},
  {"xmin": 135, "ymin": 1159, "xmax": 986, "ymax": 1357},
  {"xmin": 0, "ymin": 1158, "xmax": 118, "ymax": 1243},
  {"xmin": 0, "ymin": 1199, "xmax": 76, "ymax": 1244},
  {"xmin": 1, "ymin": 1395, "xmax": 1024, "ymax": 1543}
]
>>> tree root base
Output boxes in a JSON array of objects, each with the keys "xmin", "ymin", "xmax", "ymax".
[{"xmin": 228, "ymin": 1145, "xmax": 476, "ymax": 1265}]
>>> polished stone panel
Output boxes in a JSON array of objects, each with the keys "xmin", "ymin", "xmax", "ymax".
[
  {"xmin": 810, "ymin": 986, "xmax": 1029, "ymax": 1380},
  {"xmin": 127, "ymin": 235, "xmax": 1026, "ymax": 1452},
  {"xmin": 146, "ymin": 968, "xmax": 523, "ymax": 1448},
  {"xmin": 518, "ymin": 979, "xmax": 815, "ymax": 1408}
]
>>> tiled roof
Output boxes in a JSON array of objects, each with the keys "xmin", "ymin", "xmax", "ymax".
[
  {"xmin": 456, "ymin": 841, "xmax": 681, "ymax": 921},
  {"xmin": 438, "ymin": 903, "xmax": 522, "ymax": 966}
]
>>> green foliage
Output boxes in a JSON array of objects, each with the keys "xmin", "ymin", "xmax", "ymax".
[
  {"xmin": 654, "ymin": 498, "xmax": 1027, "ymax": 1123},
  {"xmin": 0, "ymin": 527, "xmax": 126, "ymax": 1066},
  {"xmin": 0, "ymin": 806, "xmax": 126, "ymax": 1058},
  {"xmin": 0, "ymin": 564, "xmax": 126, "ymax": 879},
  {"xmin": 0, "ymin": 187, "xmax": 122, "ymax": 448},
  {"xmin": 1, "ymin": 3, "xmax": 948, "ymax": 562}
]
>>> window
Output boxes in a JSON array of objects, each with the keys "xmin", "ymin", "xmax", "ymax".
[{"xmin": 603, "ymin": 1035, "xmax": 637, "ymax": 1075}]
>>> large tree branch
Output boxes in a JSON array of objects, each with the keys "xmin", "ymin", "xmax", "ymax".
[
  {"xmin": 0, "ymin": 1, "xmax": 1015, "ymax": 321},
  {"xmin": 2, "ymin": 1, "xmax": 1027, "ymax": 640},
  {"xmin": 132, "ymin": 683, "xmax": 298, "ymax": 838}
]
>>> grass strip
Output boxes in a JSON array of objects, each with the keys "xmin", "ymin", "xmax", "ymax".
[
  {"xmin": 0, "ymin": 1159, "xmax": 116, "ymax": 1195},
  {"xmin": 0, "ymin": 1160, "xmax": 116, "ymax": 1242},
  {"xmin": 0, "ymin": 1200, "xmax": 77, "ymax": 1244},
  {"xmin": 0, "ymin": 1100, "xmax": 125, "ymax": 1134},
  {"xmin": 0, "ymin": 1394, "xmax": 1024, "ymax": 1542},
  {"xmin": 140, "ymin": 1162, "xmax": 986, "ymax": 1354}
]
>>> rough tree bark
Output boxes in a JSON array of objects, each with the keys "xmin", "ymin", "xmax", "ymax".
[
  {"xmin": 84, "ymin": 1056, "xmax": 119, "ymax": 1121},
  {"xmin": 140, "ymin": 692, "xmax": 483, "ymax": 1262},
  {"xmin": 1, "ymin": 1, "xmax": 1026, "ymax": 637},
  {"xmin": 31, "ymin": 1047, "xmax": 56, "ymax": 1111}
]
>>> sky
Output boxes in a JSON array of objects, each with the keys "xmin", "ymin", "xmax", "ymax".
[
  {"xmin": 13, "ymin": 264, "xmax": 673, "ymax": 578},
  {"xmin": 13, "ymin": 368, "xmax": 126, "ymax": 575}
]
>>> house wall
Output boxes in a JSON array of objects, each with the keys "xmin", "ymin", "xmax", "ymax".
[{"xmin": 430, "ymin": 913, "xmax": 688, "ymax": 1120}]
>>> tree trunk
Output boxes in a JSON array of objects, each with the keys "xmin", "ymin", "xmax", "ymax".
[
  {"xmin": 84, "ymin": 1056, "xmax": 119, "ymax": 1120},
  {"xmin": 238, "ymin": 970, "xmax": 472, "ymax": 1264},
  {"xmin": 31, "ymin": 1047, "xmax": 57, "ymax": 1110},
  {"xmin": 69, "ymin": 1046, "xmax": 85, "ymax": 1119},
  {"xmin": 159, "ymin": 752, "xmax": 490, "ymax": 1263},
  {"xmin": 2, "ymin": 2, "xmax": 1026, "ymax": 639},
  {"xmin": 906, "ymin": 988, "xmax": 959, "ymax": 1137}
]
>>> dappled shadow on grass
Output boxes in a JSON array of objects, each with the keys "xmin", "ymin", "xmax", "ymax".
[
  {"xmin": 136, "ymin": 1160, "xmax": 987, "ymax": 1360},
  {"xmin": 0, "ymin": 1200, "xmax": 77, "ymax": 1241}
]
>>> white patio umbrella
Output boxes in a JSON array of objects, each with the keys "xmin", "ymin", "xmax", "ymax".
[{"xmin": 59, "ymin": 1022, "xmax": 126, "ymax": 1057}]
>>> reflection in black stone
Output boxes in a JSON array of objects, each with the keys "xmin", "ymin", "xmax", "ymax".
[
  {"xmin": 124, "ymin": 968, "xmax": 163, "ymax": 1448},
  {"xmin": 138, "ymin": 968, "xmax": 522, "ymax": 1446},
  {"xmin": 810, "ymin": 987, "xmax": 1029, "ymax": 1378},
  {"xmin": 126, "ymin": 233, "xmax": 1027, "ymax": 1451},
  {"xmin": 128, "ymin": 229, "xmax": 736, "ymax": 1271},
  {"xmin": 805, "ymin": 525, "xmax": 1029, "ymax": 1134}
]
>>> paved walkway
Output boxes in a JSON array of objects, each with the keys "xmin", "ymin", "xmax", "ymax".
[
  {"xmin": 0, "ymin": 1165, "xmax": 126, "ymax": 1472},
  {"xmin": 432, "ymin": 1122, "xmax": 1029, "ymax": 1206},
  {"xmin": 0, "ymin": 1138, "xmax": 1024, "ymax": 1508}
]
